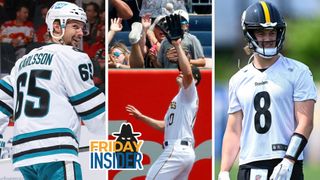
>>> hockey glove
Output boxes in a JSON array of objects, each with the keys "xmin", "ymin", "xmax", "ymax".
[
  {"xmin": 218, "ymin": 171, "xmax": 230, "ymax": 180},
  {"xmin": 158, "ymin": 14, "xmax": 184, "ymax": 44},
  {"xmin": 270, "ymin": 158, "xmax": 294, "ymax": 180}
]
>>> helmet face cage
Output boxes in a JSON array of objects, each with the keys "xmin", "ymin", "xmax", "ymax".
[
  {"xmin": 46, "ymin": 1, "xmax": 89, "ymax": 38},
  {"xmin": 241, "ymin": 1, "xmax": 286, "ymax": 58}
]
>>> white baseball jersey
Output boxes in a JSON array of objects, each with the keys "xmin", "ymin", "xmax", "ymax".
[
  {"xmin": 147, "ymin": 81, "xmax": 198, "ymax": 180},
  {"xmin": 164, "ymin": 80, "xmax": 199, "ymax": 143},
  {"xmin": 0, "ymin": 44, "xmax": 105, "ymax": 168},
  {"xmin": 228, "ymin": 55, "xmax": 317, "ymax": 165}
]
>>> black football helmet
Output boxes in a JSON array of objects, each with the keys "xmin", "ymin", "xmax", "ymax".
[{"xmin": 241, "ymin": 1, "xmax": 286, "ymax": 58}]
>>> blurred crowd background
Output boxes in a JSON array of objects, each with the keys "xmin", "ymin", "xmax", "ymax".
[{"xmin": 108, "ymin": 0, "xmax": 212, "ymax": 70}]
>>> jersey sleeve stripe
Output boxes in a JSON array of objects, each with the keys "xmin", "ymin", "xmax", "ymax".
[
  {"xmin": 0, "ymin": 80, "xmax": 13, "ymax": 97},
  {"xmin": 78, "ymin": 102, "xmax": 105, "ymax": 120},
  {"xmin": 70, "ymin": 89, "xmax": 101, "ymax": 106},
  {"xmin": 0, "ymin": 100, "xmax": 13, "ymax": 116},
  {"xmin": 12, "ymin": 145, "xmax": 78, "ymax": 163},
  {"xmin": 69, "ymin": 87, "xmax": 100, "ymax": 105},
  {"xmin": 13, "ymin": 128, "xmax": 77, "ymax": 142},
  {"xmin": 13, "ymin": 132, "xmax": 78, "ymax": 145}
]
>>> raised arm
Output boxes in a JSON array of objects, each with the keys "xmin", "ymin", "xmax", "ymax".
[
  {"xmin": 108, "ymin": 18, "xmax": 123, "ymax": 43},
  {"xmin": 161, "ymin": 14, "xmax": 194, "ymax": 88},
  {"xmin": 111, "ymin": 0, "xmax": 133, "ymax": 20},
  {"xmin": 172, "ymin": 39, "xmax": 193, "ymax": 88},
  {"xmin": 140, "ymin": 14, "xmax": 151, "ymax": 56}
]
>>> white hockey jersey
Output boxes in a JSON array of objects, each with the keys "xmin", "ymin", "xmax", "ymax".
[
  {"xmin": 0, "ymin": 44, "xmax": 105, "ymax": 168},
  {"xmin": 228, "ymin": 55, "xmax": 317, "ymax": 165},
  {"xmin": 164, "ymin": 81, "xmax": 199, "ymax": 143}
]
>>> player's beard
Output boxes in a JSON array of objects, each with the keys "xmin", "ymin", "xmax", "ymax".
[
  {"xmin": 258, "ymin": 40, "xmax": 276, "ymax": 49},
  {"xmin": 70, "ymin": 36, "xmax": 82, "ymax": 48},
  {"xmin": 61, "ymin": 34, "xmax": 82, "ymax": 47}
]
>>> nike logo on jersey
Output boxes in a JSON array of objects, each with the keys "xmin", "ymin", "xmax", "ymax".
[{"xmin": 255, "ymin": 81, "xmax": 268, "ymax": 86}]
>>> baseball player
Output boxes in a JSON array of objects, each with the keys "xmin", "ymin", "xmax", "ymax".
[
  {"xmin": 126, "ymin": 14, "xmax": 201, "ymax": 180},
  {"xmin": 0, "ymin": 1, "xmax": 105, "ymax": 179},
  {"xmin": 218, "ymin": 1, "xmax": 317, "ymax": 180}
]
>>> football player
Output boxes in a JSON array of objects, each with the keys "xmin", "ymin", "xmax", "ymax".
[{"xmin": 218, "ymin": 1, "xmax": 317, "ymax": 180}]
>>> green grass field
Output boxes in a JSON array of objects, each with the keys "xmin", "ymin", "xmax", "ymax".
[{"xmin": 215, "ymin": 161, "xmax": 320, "ymax": 179}]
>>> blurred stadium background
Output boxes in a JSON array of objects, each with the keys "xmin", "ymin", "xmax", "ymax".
[{"xmin": 215, "ymin": 0, "xmax": 320, "ymax": 179}]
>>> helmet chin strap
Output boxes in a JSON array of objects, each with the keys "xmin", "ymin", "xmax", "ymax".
[
  {"xmin": 249, "ymin": 36, "xmax": 278, "ymax": 59},
  {"xmin": 256, "ymin": 47, "xmax": 278, "ymax": 59}
]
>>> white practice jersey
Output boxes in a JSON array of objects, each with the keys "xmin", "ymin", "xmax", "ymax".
[
  {"xmin": 0, "ymin": 44, "xmax": 105, "ymax": 167},
  {"xmin": 228, "ymin": 55, "xmax": 317, "ymax": 165},
  {"xmin": 164, "ymin": 81, "xmax": 199, "ymax": 143}
]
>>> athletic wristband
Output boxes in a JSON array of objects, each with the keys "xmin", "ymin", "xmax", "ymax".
[
  {"xmin": 218, "ymin": 171, "xmax": 230, "ymax": 180},
  {"xmin": 284, "ymin": 133, "xmax": 308, "ymax": 161}
]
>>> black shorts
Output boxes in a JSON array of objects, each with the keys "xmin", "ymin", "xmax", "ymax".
[{"xmin": 237, "ymin": 159, "xmax": 303, "ymax": 180}]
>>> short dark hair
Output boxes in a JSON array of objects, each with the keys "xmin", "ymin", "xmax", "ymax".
[
  {"xmin": 40, "ymin": 3, "xmax": 50, "ymax": 11},
  {"xmin": 16, "ymin": 4, "xmax": 29, "ymax": 13},
  {"xmin": 191, "ymin": 66, "xmax": 201, "ymax": 86},
  {"xmin": 85, "ymin": 2, "xmax": 100, "ymax": 13}
]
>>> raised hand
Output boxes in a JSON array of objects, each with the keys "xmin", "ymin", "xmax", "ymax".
[
  {"xmin": 110, "ymin": 18, "xmax": 123, "ymax": 32},
  {"xmin": 141, "ymin": 14, "xmax": 152, "ymax": 30}
]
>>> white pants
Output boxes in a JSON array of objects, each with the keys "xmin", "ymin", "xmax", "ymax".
[{"xmin": 146, "ymin": 140, "xmax": 195, "ymax": 180}]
